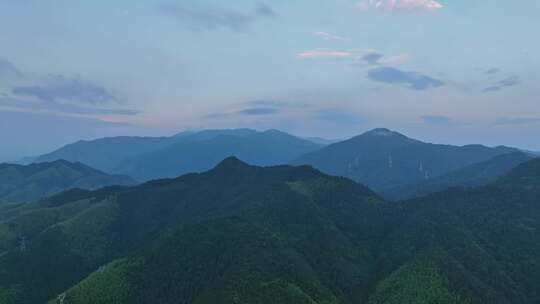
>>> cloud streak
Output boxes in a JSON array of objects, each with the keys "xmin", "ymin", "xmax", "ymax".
[
  {"xmin": 238, "ymin": 107, "xmax": 279, "ymax": 116},
  {"xmin": 0, "ymin": 96, "xmax": 139, "ymax": 116},
  {"xmin": 483, "ymin": 76, "xmax": 520, "ymax": 93},
  {"xmin": 157, "ymin": 3, "xmax": 276, "ymax": 32},
  {"xmin": 0, "ymin": 58, "xmax": 23, "ymax": 79},
  {"xmin": 298, "ymin": 49, "xmax": 355, "ymax": 59},
  {"xmin": 367, "ymin": 67, "xmax": 444, "ymax": 90},
  {"xmin": 313, "ymin": 31, "xmax": 349, "ymax": 41},
  {"xmin": 13, "ymin": 76, "xmax": 116, "ymax": 105},
  {"xmin": 421, "ymin": 115, "xmax": 454, "ymax": 125},
  {"xmin": 357, "ymin": 0, "xmax": 443, "ymax": 11}
]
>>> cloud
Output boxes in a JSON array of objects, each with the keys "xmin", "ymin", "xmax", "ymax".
[
  {"xmin": 298, "ymin": 49, "xmax": 355, "ymax": 59},
  {"xmin": 485, "ymin": 68, "xmax": 501, "ymax": 75},
  {"xmin": 362, "ymin": 52, "xmax": 384, "ymax": 65},
  {"xmin": 0, "ymin": 58, "xmax": 23, "ymax": 79},
  {"xmin": 378, "ymin": 54, "xmax": 409, "ymax": 66},
  {"xmin": 0, "ymin": 96, "xmax": 139, "ymax": 116},
  {"xmin": 313, "ymin": 31, "xmax": 349, "ymax": 41},
  {"xmin": 421, "ymin": 115, "xmax": 453, "ymax": 125},
  {"xmin": 482, "ymin": 76, "xmax": 520, "ymax": 93},
  {"xmin": 254, "ymin": 3, "xmax": 277, "ymax": 17},
  {"xmin": 298, "ymin": 49, "xmax": 408, "ymax": 67},
  {"xmin": 157, "ymin": 3, "xmax": 276, "ymax": 32},
  {"xmin": 238, "ymin": 107, "xmax": 279, "ymax": 115},
  {"xmin": 357, "ymin": 0, "xmax": 443, "ymax": 11},
  {"xmin": 12, "ymin": 75, "xmax": 116, "ymax": 104},
  {"xmin": 494, "ymin": 117, "xmax": 540, "ymax": 126},
  {"xmin": 367, "ymin": 67, "xmax": 444, "ymax": 90}
]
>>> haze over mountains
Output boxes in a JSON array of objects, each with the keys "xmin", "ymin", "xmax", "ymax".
[
  {"xmin": 35, "ymin": 129, "xmax": 323, "ymax": 181},
  {"xmin": 292, "ymin": 128, "xmax": 521, "ymax": 192},
  {"xmin": 1, "ymin": 156, "xmax": 539, "ymax": 303},
  {"xmin": 29, "ymin": 128, "xmax": 533, "ymax": 201}
]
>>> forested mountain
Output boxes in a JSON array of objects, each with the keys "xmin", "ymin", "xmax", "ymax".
[
  {"xmin": 35, "ymin": 129, "xmax": 323, "ymax": 181},
  {"xmin": 0, "ymin": 160, "xmax": 134, "ymax": 204},
  {"xmin": 292, "ymin": 128, "xmax": 518, "ymax": 192},
  {"xmin": 1, "ymin": 156, "xmax": 539, "ymax": 303},
  {"xmin": 382, "ymin": 151, "xmax": 532, "ymax": 200}
]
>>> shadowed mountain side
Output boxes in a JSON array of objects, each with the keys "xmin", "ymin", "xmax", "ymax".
[
  {"xmin": 0, "ymin": 160, "xmax": 134, "ymax": 203},
  {"xmin": 292, "ymin": 128, "xmax": 518, "ymax": 192},
  {"xmin": 382, "ymin": 152, "xmax": 532, "ymax": 200}
]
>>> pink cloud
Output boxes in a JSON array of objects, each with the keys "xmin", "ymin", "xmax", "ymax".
[
  {"xmin": 298, "ymin": 49, "xmax": 354, "ymax": 59},
  {"xmin": 313, "ymin": 31, "xmax": 349, "ymax": 41},
  {"xmin": 357, "ymin": 0, "xmax": 443, "ymax": 11}
]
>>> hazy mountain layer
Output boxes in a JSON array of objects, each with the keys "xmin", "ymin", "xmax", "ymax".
[
  {"xmin": 292, "ymin": 128, "xmax": 518, "ymax": 192},
  {"xmin": 35, "ymin": 129, "xmax": 323, "ymax": 181}
]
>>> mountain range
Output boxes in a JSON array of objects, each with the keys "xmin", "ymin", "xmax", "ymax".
[
  {"xmin": 0, "ymin": 160, "xmax": 134, "ymax": 204},
  {"xmin": 35, "ymin": 129, "xmax": 323, "ymax": 181},
  {"xmin": 292, "ymin": 128, "xmax": 520, "ymax": 192},
  {"xmin": 1, "ymin": 156, "xmax": 539, "ymax": 303},
  {"xmin": 33, "ymin": 128, "xmax": 528, "ymax": 197}
]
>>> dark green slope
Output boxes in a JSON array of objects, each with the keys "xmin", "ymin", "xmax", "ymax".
[
  {"xmin": 2, "ymin": 157, "xmax": 540, "ymax": 304},
  {"xmin": 292, "ymin": 128, "xmax": 517, "ymax": 192},
  {"xmin": 382, "ymin": 151, "xmax": 532, "ymax": 200},
  {"xmin": 0, "ymin": 160, "xmax": 134, "ymax": 203},
  {"xmin": 0, "ymin": 158, "xmax": 389, "ymax": 304},
  {"xmin": 378, "ymin": 158, "xmax": 540, "ymax": 303}
]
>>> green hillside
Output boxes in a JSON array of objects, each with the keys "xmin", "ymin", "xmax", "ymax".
[
  {"xmin": 382, "ymin": 152, "xmax": 532, "ymax": 200},
  {"xmin": 0, "ymin": 157, "xmax": 539, "ymax": 303},
  {"xmin": 0, "ymin": 160, "xmax": 134, "ymax": 203}
]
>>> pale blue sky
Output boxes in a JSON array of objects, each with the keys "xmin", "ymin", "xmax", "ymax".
[{"xmin": 1, "ymin": 0, "xmax": 539, "ymax": 161}]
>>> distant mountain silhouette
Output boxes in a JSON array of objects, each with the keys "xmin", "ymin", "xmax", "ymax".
[
  {"xmin": 292, "ymin": 128, "xmax": 519, "ymax": 192},
  {"xmin": 0, "ymin": 160, "xmax": 134, "ymax": 203},
  {"xmin": 35, "ymin": 129, "xmax": 323, "ymax": 181}
]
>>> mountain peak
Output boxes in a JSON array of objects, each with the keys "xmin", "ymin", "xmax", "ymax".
[
  {"xmin": 214, "ymin": 156, "xmax": 251, "ymax": 171},
  {"xmin": 364, "ymin": 128, "xmax": 401, "ymax": 137}
]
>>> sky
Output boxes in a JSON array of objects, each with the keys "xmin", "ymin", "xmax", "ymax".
[{"xmin": 1, "ymin": 0, "xmax": 539, "ymax": 161}]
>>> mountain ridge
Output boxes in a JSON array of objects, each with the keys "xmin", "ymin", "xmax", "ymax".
[{"xmin": 292, "ymin": 128, "xmax": 519, "ymax": 192}]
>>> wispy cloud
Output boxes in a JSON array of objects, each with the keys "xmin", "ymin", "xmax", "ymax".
[
  {"xmin": 298, "ymin": 48, "xmax": 409, "ymax": 67},
  {"xmin": 254, "ymin": 3, "xmax": 277, "ymax": 17},
  {"xmin": 483, "ymin": 76, "xmax": 520, "ymax": 93},
  {"xmin": 238, "ymin": 107, "xmax": 279, "ymax": 116},
  {"xmin": 12, "ymin": 75, "xmax": 116, "ymax": 105},
  {"xmin": 421, "ymin": 115, "xmax": 454, "ymax": 125},
  {"xmin": 0, "ymin": 59, "xmax": 138, "ymax": 117},
  {"xmin": 0, "ymin": 96, "xmax": 139, "ymax": 116},
  {"xmin": 485, "ymin": 68, "xmax": 501, "ymax": 75},
  {"xmin": 494, "ymin": 117, "xmax": 540, "ymax": 126},
  {"xmin": 367, "ymin": 67, "xmax": 444, "ymax": 90},
  {"xmin": 313, "ymin": 31, "xmax": 349, "ymax": 41},
  {"xmin": 357, "ymin": 0, "xmax": 443, "ymax": 11},
  {"xmin": 0, "ymin": 58, "xmax": 23, "ymax": 80},
  {"xmin": 157, "ymin": 2, "xmax": 276, "ymax": 32},
  {"xmin": 298, "ymin": 49, "xmax": 355, "ymax": 59},
  {"xmin": 362, "ymin": 52, "xmax": 385, "ymax": 65}
]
